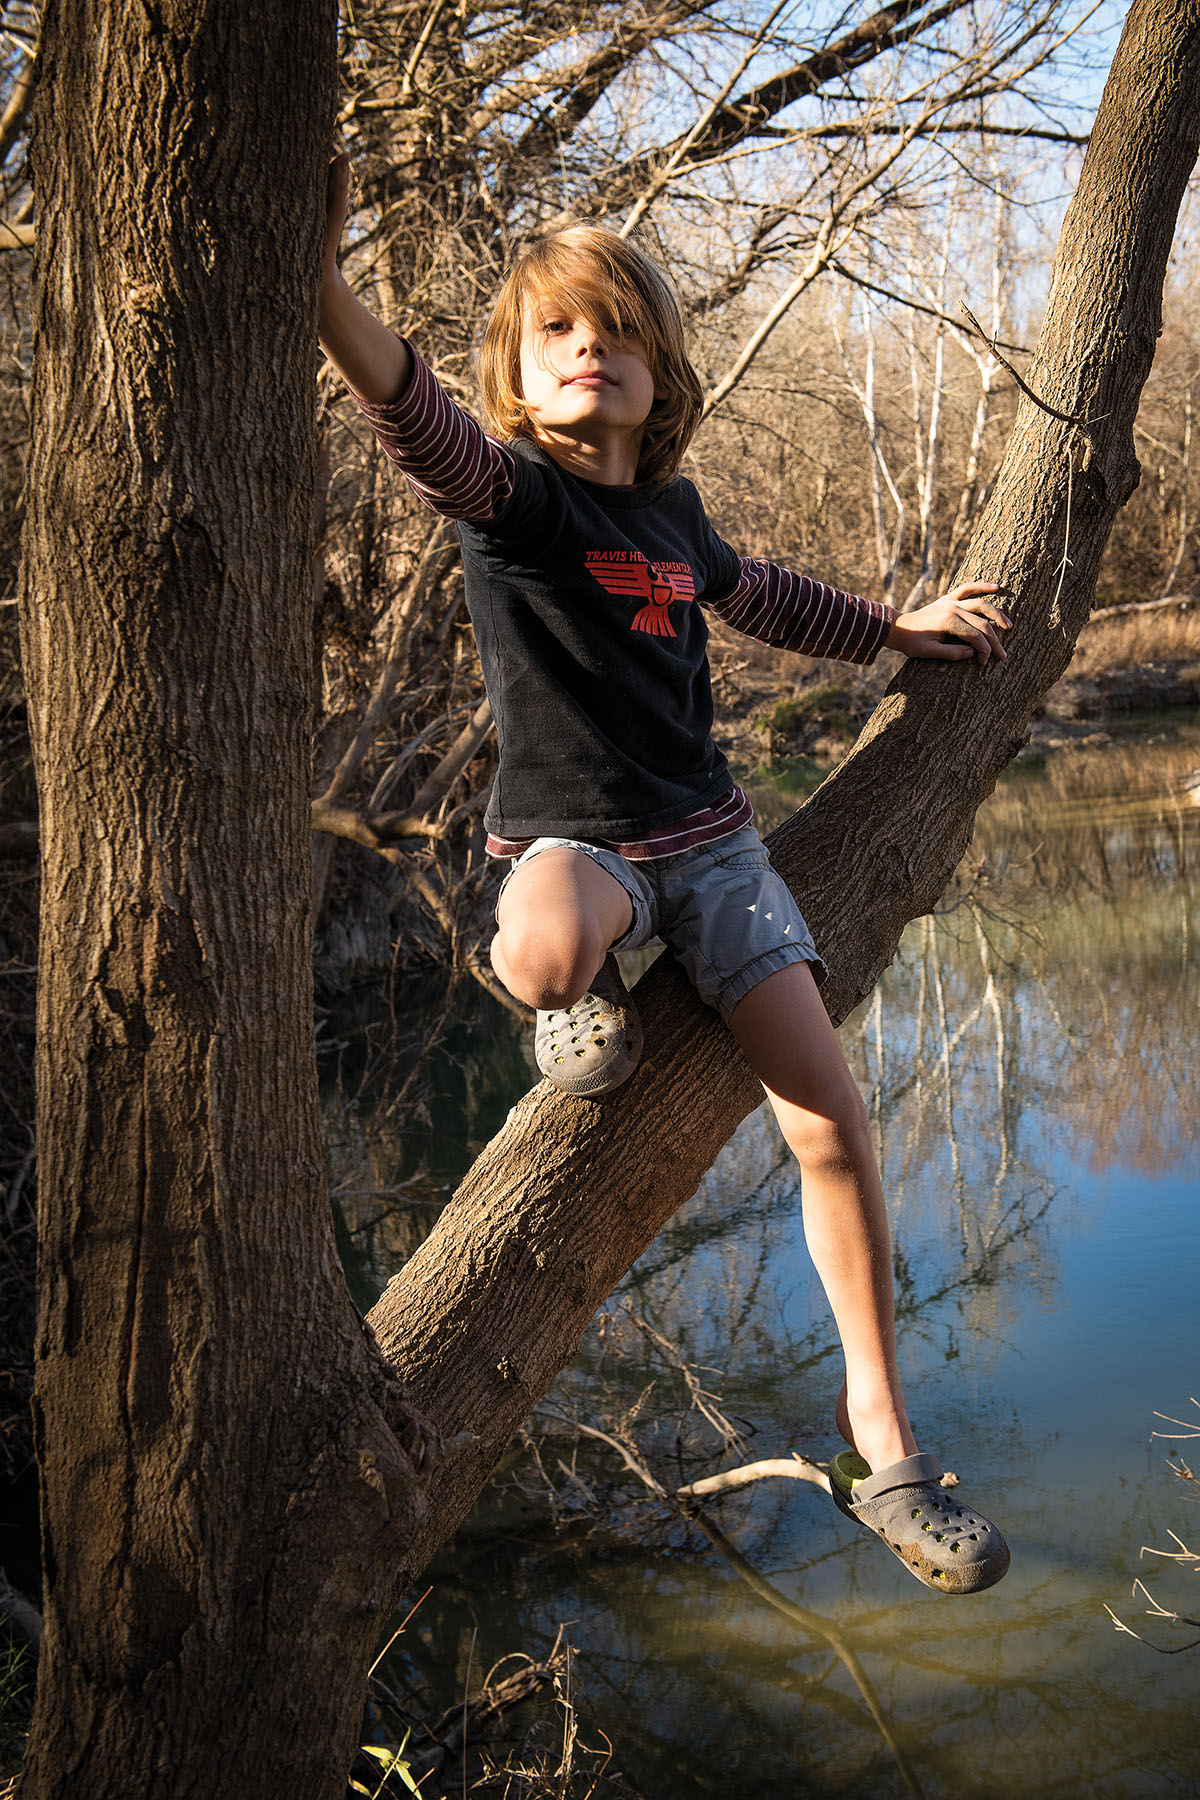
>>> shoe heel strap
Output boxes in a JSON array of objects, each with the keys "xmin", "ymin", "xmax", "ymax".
[{"xmin": 852, "ymin": 1451, "xmax": 944, "ymax": 1505}]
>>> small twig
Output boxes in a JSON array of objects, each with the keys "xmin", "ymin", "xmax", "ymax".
[
  {"xmin": 959, "ymin": 304, "xmax": 1096, "ymax": 427},
  {"xmin": 369, "ymin": 1586, "xmax": 433, "ymax": 1678},
  {"xmin": 1048, "ymin": 443, "xmax": 1074, "ymax": 629},
  {"xmin": 1139, "ymin": 1530, "xmax": 1198, "ymax": 1568},
  {"xmin": 831, "ymin": 261, "xmax": 1030, "ymax": 353},
  {"xmin": 1151, "ymin": 1399, "xmax": 1200, "ymax": 1441},
  {"xmin": 1104, "ymin": 1598, "xmax": 1200, "ymax": 1654},
  {"xmin": 571, "ymin": 1420, "xmax": 667, "ymax": 1499}
]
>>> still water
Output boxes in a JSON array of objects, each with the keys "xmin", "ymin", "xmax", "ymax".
[{"xmin": 328, "ymin": 719, "xmax": 1200, "ymax": 1799}]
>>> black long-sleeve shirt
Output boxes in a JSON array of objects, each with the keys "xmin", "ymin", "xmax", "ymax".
[{"xmin": 355, "ymin": 348, "xmax": 895, "ymax": 849}]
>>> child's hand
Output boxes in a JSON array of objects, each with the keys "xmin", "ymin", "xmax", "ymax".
[
  {"xmin": 323, "ymin": 150, "xmax": 351, "ymax": 279},
  {"xmin": 885, "ymin": 584, "xmax": 1012, "ymax": 665},
  {"xmin": 317, "ymin": 148, "xmax": 412, "ymax": 405}
]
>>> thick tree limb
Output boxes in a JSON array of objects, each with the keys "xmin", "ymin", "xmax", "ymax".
[{"xmin": 590, "ymin": 0, "xmax": 971, "ymax": 220}]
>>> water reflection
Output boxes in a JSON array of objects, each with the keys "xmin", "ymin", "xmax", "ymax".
[{"xmin": 327, "ymin": 721, "xmax": 1200, "ymax": 1800}]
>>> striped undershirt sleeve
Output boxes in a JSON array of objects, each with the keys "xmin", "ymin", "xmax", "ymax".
[
  {"xmin": 351, "ymin": 345, "xmax": 516, "ymax": 524},
  {"xmin": 707, "ymin": 556, "xmax": 896, "ymax": 665}
]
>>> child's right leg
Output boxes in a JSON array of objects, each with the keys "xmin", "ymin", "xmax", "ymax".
[
  {"xmin": 491, "ymin": 843, "xmax": 647, "ymax": 1095},
  {"xmin": 491, "ymin": 845, "xmax": 633, "ymax": 1009}
]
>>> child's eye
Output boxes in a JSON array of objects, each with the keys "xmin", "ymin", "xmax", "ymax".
[{"xmin": 541, "ymin": 319, "xmax": 568, "ymax": 335}]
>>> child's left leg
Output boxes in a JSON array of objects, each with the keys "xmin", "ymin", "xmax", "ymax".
[
  {"xmin": 727, "ymin": 957, "xmax": 1009, "ymax": 1591},
  {"xmin": 725, "ymin": 959, "xmax": 916, "ymax": 1473}
]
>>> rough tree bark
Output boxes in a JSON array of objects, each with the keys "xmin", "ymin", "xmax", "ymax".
[
  {"xmin": 15, "ymin": 1, "xmax": 1200, "ymax": 1797},
  {"xmin": 16, "ymin": 5, "xmax": 426, "ymax": 1797}
]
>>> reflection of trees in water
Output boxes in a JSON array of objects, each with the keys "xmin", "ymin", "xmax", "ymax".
[
  {"xmin": 323, "ymin": 987, "xmax": 534, "ymax": 1301},
  {"xmin": 859, "ymin": 863, "xmax": 1198, "ymax": 1200},
  {"xmin": 356, "ymin": 734, "xmax": 1199, "ymax": 1799},
  {"xmin": 972, "ymin": 732, "xmax": 1200, "ymax": 896}
]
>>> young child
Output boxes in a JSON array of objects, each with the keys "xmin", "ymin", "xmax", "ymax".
[{"xmin": 319, "ymin": 156, "xmax": 1012, "ymax": 1593}]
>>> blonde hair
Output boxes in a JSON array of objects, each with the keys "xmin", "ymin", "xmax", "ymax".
[{"xmin": 478, "ymin": 224, "xmax": 704, "ymax": 486}]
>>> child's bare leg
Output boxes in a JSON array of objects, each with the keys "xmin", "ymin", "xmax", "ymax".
[
  {"xmin": 491, "ymin": 847, "xmax": 632, "ymax": 1009},
  {"xmin": 728, "ymin": 961, "xmax": 917, "ymax": 1474}
]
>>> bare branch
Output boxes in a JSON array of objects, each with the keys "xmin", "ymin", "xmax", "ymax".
[
  {"xmin": 832, "ymin": 257, "xmax": 1030, "ymax": 351},
  {"xmin": 960, "ymin": 302, "xmax": 1096, "ymax": 426},
  {"xmin": 675, "ymin": 1455, "xmax": 831, "ymax": 1498},
  {"xmin": 0, "ymin": 46, "xmax": 35, "ymax": 168}
]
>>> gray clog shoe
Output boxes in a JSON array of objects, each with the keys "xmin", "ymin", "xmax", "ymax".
[
  {"xmin": 534, "ymin": 954, "xmax": 643, "ymax": 1096},
  {"xmin": 830, "ymin": 1450, "xmax": 1010, "ymax": 1594}
]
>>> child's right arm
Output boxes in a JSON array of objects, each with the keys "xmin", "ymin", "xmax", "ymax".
[
  {"xmin": 318, "ymin": 154, "xmax": 524, "ymax": 526},
  {"xmin": 318, "ymin": 153, "xmax": 412, "ymax": 405}
]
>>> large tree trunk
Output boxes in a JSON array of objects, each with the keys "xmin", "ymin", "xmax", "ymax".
[
  {"xmin": 366, "ymin": 0, "xmax": 1200, "ymax": 1585},
  {"xmin": 15, "ymin": 0, "xmax": 1200, "ymax": 1796},
  {"xmin": 16, "ymin": 6, "xmax": 424, "ymax": 1797}
]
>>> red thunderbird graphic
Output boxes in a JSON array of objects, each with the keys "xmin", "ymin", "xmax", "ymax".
[{"xmin": 586, "ymin": 553, "xmax": 695, "ymax": 637}]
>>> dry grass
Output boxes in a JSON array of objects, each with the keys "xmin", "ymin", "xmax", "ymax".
[{"xmin": 1070, "ymin": 600, "xmax": 1200, "ymax": 679}]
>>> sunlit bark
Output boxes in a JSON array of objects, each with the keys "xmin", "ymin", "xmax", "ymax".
[{"xmin": 17, "ymin": 6, "xmax": 425, "ymax": 1797}]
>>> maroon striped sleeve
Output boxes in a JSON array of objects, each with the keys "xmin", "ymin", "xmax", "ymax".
[
  {"xmin": 707, "ymin": 557, "xmax": 895, "ymax": 665},
  {"xmin": 351, "ymin": 345, "xmax": 516, "ymax": 524}
]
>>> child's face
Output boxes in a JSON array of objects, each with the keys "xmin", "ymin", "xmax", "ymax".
[{"xmin": 518, "ymin": 299, "xmax": 660, "ymax": 461}]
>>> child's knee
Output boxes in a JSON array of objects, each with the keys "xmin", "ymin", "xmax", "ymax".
[
  {"xmin": 787, "ymin": 1084, "xmax": 872, "ymax": 1175},
  {"xmin": 491, "ymin": 920, "xmax": 603, "ymax": 1010}
]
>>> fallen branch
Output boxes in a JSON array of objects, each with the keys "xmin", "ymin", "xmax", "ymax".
[
  {"xmin": 1083, "ymin": 593, "xmax": 1195, "ymax": 623},
  {"xmin": 676, "ymin": 1454, "xmax": 831, "ymax": 1500},
  {"xmin": 569, "ymin": 1418, "xmax": 922, "ymax": 1798}
]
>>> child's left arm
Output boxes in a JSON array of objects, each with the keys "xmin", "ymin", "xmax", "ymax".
[
  {"xmin": 705, "ymin": 552, "xmax": 1010, "ymax": 670},
  {"xmin": 885, "ymin": 583, "xmax": 1011, "ymax": 665}
]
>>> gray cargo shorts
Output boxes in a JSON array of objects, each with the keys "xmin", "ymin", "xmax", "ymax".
[{"xmin": 501, "ymin": 823, "xmax": 826, "ymax": 1023}]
